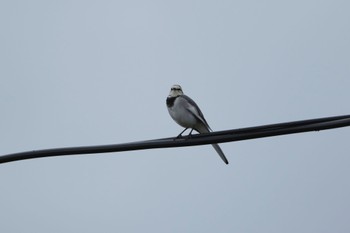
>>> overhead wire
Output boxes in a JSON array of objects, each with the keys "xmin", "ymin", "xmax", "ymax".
[{"xmin": 1, "ymin": 114, "xmax": 349, "ymax": 164}]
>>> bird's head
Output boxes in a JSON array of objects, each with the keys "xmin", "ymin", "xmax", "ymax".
[{"xmin": 168, "ymin": 84, "xmax": 183, "ymax": 97}]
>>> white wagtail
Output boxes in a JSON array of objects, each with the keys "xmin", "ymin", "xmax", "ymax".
[{"xmin": 166, "ymin": 84, "xmax": 229, "ymax": 164}]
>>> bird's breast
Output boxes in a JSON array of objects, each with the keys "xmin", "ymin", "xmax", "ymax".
[{"xmin": 167, "ymin": 97, "xmax": 198, "ymax": 128}]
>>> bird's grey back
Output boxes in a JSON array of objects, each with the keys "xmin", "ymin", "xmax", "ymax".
[{"xmin": 180, "ymin": 95, "xmax": 211, "ymax": 130}]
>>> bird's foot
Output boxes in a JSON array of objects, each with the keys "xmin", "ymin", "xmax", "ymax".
[
  {"xmin": 186, "ymin": 129, "xmax": 194, "ymax": 139},
  {"xmin": 176, "ymin": 129, "xmax": 194, "ymax": 140},
  {"xmin": 175, "ymin": 128, "xmax": 188, "ymax": 140}
]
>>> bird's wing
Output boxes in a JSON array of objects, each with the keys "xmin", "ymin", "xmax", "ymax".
[
  {"xmin": 180, "ymin": 95, "xmax": 229, "ymax": 164},
  {"xmin": 181, "ymin": 95, "xmax": 212, "ymax": 131}
]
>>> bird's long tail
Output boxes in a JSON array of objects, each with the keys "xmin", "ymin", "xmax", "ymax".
[
  {"xmin": 211, "ymin": 143, "xmax": 229, "ymax": 165},
  {"xmin": 196, "ymin": 125, "xmax": 229, "ymax": 164}
]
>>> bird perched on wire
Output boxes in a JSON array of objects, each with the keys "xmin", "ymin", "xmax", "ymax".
[{"xmin": 166, "ymin": 84, "xmax": 229, "ymax": 164}]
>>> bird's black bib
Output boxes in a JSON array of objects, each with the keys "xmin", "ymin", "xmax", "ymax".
[{"xmin": 166, "ymin": 97, "xmax": 177, "ymax": 108}]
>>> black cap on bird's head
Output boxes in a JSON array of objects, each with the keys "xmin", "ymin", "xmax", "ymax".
[{"xmin": 168, "ymin": 84, "xmax": 183, "ymax": 97}]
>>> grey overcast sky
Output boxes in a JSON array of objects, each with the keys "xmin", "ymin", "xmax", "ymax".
[{"xmin": 0, "ymin": 0, "xmax": 349, "ymax": 232}]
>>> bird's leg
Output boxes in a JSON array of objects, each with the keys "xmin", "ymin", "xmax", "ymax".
[
  {"xmin": 176, "ymin": 128, "xmax": 188, "ymax": 139},
  {"xmin": 183, "ymin": 128, "xmax": 194, "ymax": 140}
]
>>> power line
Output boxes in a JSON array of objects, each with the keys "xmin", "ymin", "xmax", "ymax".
[{"xmin": 1, "ymin": 114, "xmax": 349, "ymax": 164}]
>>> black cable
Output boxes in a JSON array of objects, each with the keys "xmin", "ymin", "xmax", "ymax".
[{"xmin": 1, "ymin": 115, "xmax": 349, "ymax": 164}]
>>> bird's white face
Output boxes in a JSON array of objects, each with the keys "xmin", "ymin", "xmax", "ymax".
[{"xmin": 168, "ymin": 84, "xmax": 183, "ymax": 97}]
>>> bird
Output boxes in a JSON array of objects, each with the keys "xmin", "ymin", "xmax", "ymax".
[{"xmin": 166, "ymin": 84, "xmax": 229, "ymax": 164}]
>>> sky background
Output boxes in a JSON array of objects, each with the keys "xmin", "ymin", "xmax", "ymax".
[{"xmin": 1, "ymin": 0, "xmax": 349, "ymax": 232}]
